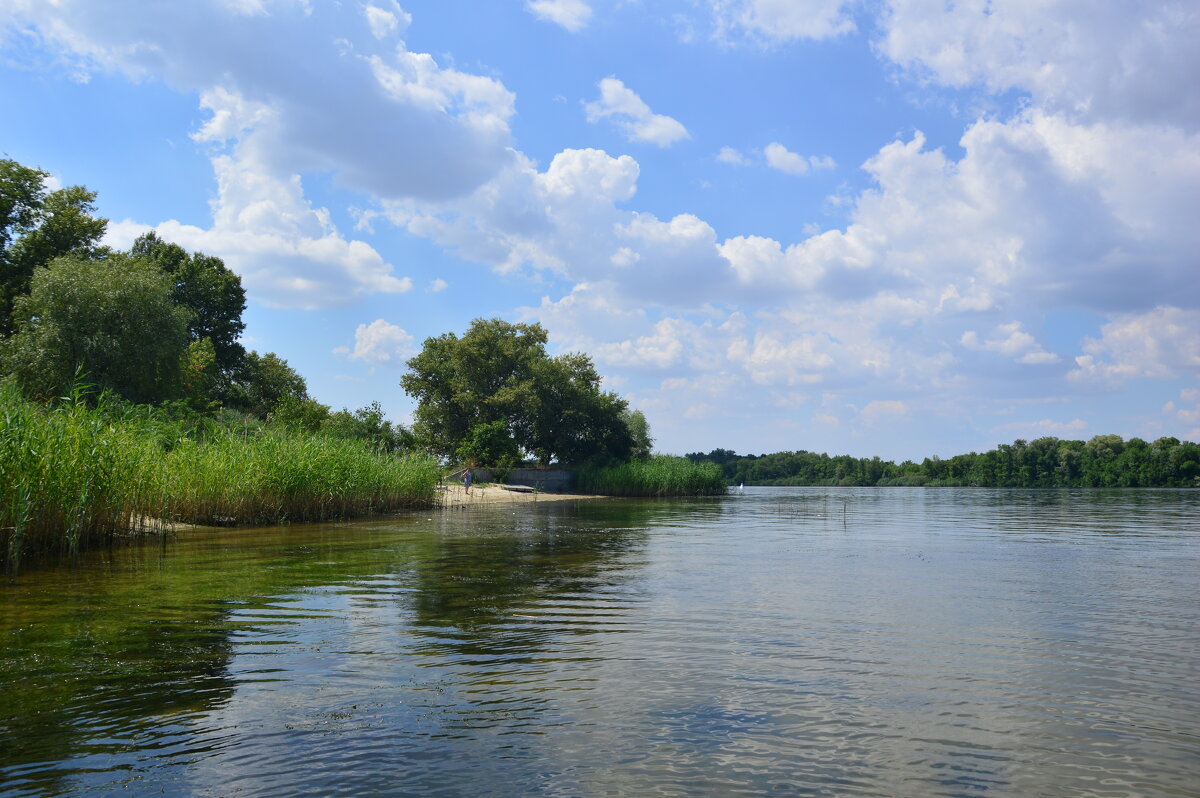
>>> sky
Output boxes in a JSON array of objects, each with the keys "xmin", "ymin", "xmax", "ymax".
[{"xmin": 1, "ymin": 0, "xmax": 1197, "ymax": 461}]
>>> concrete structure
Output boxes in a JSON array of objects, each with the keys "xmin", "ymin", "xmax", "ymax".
[{"xmin": 468, "ymin": 467, "xmax": 576, "ymax": 493}]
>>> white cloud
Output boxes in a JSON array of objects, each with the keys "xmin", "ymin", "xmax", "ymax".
[
  {"xmin": 526, "ymin": 0, "xmax": 592, "ymax": 32},
  {"xmin": 877, "ymin": 0, "xmax": 1200, "ymax": 127},
  {"xmin": 4, "ymin": 0, "xmax": 514, "ymax": 307},
  {"xmin": 339, "ymin": 319, "xmax": 416, "ymax": 366},
  {"xmin": 995, "ymin": 418, "xmax": 1089, "ymax": 436},
  {"xmin": 1068, "ymin": 307, "xmax": 1200, "ymax": 387},
  {"xmin": 764, "ymin": 142, "xmax": 836, "ymax": 176},
  {"xmin": 960, "ymin": 322, "xmax": 1060, "ymax": 364},
  {"xmin": 710, "ymin": 0, "xmax": 856, "ymax": 44},
  {"xmin": 363, "ymin": 2, "xmax": 410, "ymax": 40},
  {"xmin": 716, "ymin": 146, "xmax": 750, "ymax": 166},
  {"xmin": 860, "ymin": 399, "xmax": 909, "ymax": 426},
  {"xmin": 103, "ymin": 155, "xmax": 414, "ymax": 308},
  {"xmin": 428, "ymin": 278, "xmax": 447, "ymax": 292},
  {"xmin": 584, "ymin": 78, "xmax": 690, "ymax": 147}
]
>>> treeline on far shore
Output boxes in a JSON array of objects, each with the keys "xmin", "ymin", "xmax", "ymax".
[{"xmin": 687, "ymin": 435, "xmax": 1200, "ymax": 488}]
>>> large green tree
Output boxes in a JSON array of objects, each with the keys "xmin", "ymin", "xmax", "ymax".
[
  {"xmin": 2, "ymin": 254, "xmax": 191, "ymax": 403},
  {"xmin": 130, "ymin": 232, "xmax": 246, "ymax": 372},
  {"xmin": 1, "ymin": 159, "xmax": 107, "ymax": 335},
  {"xmin": 401, "ymin": 318, "xmax": 633, "ymax": 464},
  {"xmin": 224, "ymin": 351, "xmax": 310, "ymax": 418}
]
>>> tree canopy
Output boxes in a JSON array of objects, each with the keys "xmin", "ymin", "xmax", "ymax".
[
  {"xmin": 1, "ymin": 159, "xmax": 107, "ymax": 335},
  {"xmin": 2, "ymin": 254, "xmax": 191, "ymax": 403},
  {"xmin": 401, "ymin": 318, "xmax": 634, "ymax": 465},
  {"xmin": 687, "ymin": 435, "xmax": 1200, "ymax": 488},
  {"xmin": 131, "ymin": 232, "xmax": 246, "ymax": 373}
]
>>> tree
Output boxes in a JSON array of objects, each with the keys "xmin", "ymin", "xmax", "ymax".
[
  {"xmin": 1, "ymin": 159, "xmax": 107, "ymax": 335},
  {"xmin": 2, "ymin": 254, "xmax": 190, "ymax": 403},
  {"xmin": 401, "ymin": 318, "xmax": 632, "ymax": 464},
  {"xmin": 224, "ymin": 351, "xmax": 309, "ymax": 418},
  {"xmin": 130, "ymin": 232, "xmax": 246, "ymax": 373},
  {"xmin": 324, "ymin": 401, "xmax": 413, "ymax": 452},
  {"xmin": 624, "ymin": 409, "xmax": 653, "ymax": 460}
]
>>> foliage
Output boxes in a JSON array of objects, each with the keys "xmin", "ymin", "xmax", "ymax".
[
  {"xmin": 271, "ymin": 395, "xmax": 332, "ymax": 432},
  {"xmin": 153, "ymin": 430, "xmax": 439, "ymax": 527},
  {"xmin": 577, "ymin": 455, "xmax": 725, "ymax": 497},
  {"xmin": 2, "ymin": 254, "xmax": 191, "ymax": 403},
  {"xmin": 687, "ymin": 435, "xmax": 1200, "ymax": 488},
  {"xmin": 456, "ymin": 419, "xmax": 520, "ymax": 467},
  {"xmin": 0, "ymin": 382, "xmax": 439, "ymax": 571},
  {"xmin": 323, "ymin": 401, "xmax": 413, "ymax": 453},
  {"xmin": 624, "ymin": 409, "xmax": 653, "ymax": 460},
  {"xmin": 224, "ymin": 351, "xmax": 309, "ymax": 417},
  {"xmin": 0, "ymin": 159, "xmax": 107, "ymax": 335},
  {"xmin": 130, "ymin": 231, "xmax": 247, "ymax": 373},
  {"xmin": 401, "ymin": 318, "xmax": 632, "ymax": 464},
  {"xmin": 0, "ymin": 380, "xmax": 159, "ymax": 569}
]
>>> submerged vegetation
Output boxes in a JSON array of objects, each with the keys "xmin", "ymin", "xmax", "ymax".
[
  {"xmin": 577, "ymin": 455, "xmax": 725, "ymax": 497},
  {"xmin": 0, "ymin": 383, "xmax": 438, "ymax": 571},
  {"xmin": 689, "ymin": 435, "xmax": 1200, "ymax": 488}
]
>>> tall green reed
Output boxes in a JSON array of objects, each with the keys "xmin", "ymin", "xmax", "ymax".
[
  {"xmin": 576, "ymin": 455, "xmax": 726, "ymax": 497},
  {"xmin": 2, "ymin": 381, "xmax": 439, "ymax": 572}
]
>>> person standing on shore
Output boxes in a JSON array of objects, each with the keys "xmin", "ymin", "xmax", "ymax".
[{"xmin": 463, "ymin": 469, "xmax": 473, "ymax": 495}]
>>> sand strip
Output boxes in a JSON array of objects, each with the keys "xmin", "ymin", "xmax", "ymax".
[{"xmin": 437, "ymin": 482, "xmax": 602, "ymax": 508}]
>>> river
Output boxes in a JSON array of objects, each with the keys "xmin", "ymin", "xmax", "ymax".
[{"xmin": 2, "ymin": 488, "xmax": 1197, "ymax": 797}]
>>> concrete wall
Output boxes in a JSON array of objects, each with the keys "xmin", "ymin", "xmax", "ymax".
[{"xmin": 468, "ymin": 467, "xmax": 576, "ymax": 492}]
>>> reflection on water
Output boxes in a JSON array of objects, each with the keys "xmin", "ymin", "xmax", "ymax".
[{"xmin": 2, "ymin": 489, "xmax": 1198, "ymax": 796}]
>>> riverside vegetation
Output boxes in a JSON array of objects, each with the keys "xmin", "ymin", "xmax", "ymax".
[
  {"xmin": 577, "ymin": 455, "xmax": 725, "ymax": 497},
  {"xmin": 689, "ymin": 435, "xmax": 1200, "ymax": 488},
  {"xmin": 0, "ymin": 158, "xmax": 716, "ymax": 570},
  {"xmin": 0, "ymin": 381, "xmax": 439, "ymax": 570}
]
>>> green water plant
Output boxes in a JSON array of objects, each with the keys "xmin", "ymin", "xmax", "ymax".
[
  {"xmin": 1, "ymin": 381, "xmax": 439, "ymax": 571},
  {"xmin": 576, "ymin": 455, "xmax": 725, "ymax": 497}
]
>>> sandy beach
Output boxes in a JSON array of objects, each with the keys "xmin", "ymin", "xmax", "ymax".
[{"xmin": 436, "ymin": 482, "xmax": 602, "ymax": 508}]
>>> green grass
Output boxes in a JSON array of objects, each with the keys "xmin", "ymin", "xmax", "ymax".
[
  {"xmin": 577, "ymin": 455, "xmax": 726, "ymax": 497},
  {"xmin": 1, "ymin": 382, "xmax": 439, "ymax": 571},
  {"xmin": 155, "ymin": 431, "xmax": 439, "ymax": 526}
]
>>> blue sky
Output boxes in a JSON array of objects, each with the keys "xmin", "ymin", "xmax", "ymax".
[{"xmin": 1, "ymin": 0, "xmax": 1197, "ymax": 460}]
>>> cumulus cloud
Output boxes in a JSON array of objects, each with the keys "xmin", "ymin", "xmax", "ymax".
[
  {"xmin": 995, "ymin": 418, "xmax": 1089, "ymax": 436},
  {"xmin": 877, "ymin": 0, "xmax": 1200, "ymax": 127},
  {"xmin": 584, "ymin": 78, "xmax": 690, "ymax": 147},
  {"xmin": 716, "ymin": 146, "xmax": 750, "ymax": 166},
  {"xmin": 526, "ymin": 0, "xmax": 592, "ymax": 32},
  {"xmin": 710, "ymin": 0, "xmax": 856, "ymax": 44},
  {"xmin": 1068, "ymin": 307, "xmax": 1200, "ymax": 387},
  {"xmin": 2, "ymin": 0, "xmax": 514, "ymax": 307},
  {"xmin": 961, "ymin": 322, "xmax": 1060, "ymax": 364},
  {"xmin": 363, "ymin": 1, "xmax": 410, "ymax": 40},
  {"xmin": 337, "ymin": 319, "xmax": 416, "ymax": 366},
  {"xmin": 763, "ymin": 142, "xmax": 836, "ymax": 176},
  {"xmin": 104, "ymin": 155, "xmax": 413, "ymax": 308},
  {"xmin": 860, "ymin": 399, "xmax": 910, "ymax": 426},
  {"xmin": 385, "ymin": 148, "xmax": 734, "ymax": 306}
]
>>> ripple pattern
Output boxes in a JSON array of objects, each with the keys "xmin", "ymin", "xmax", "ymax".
[{"xmin": 1, "ymin": 488, "xmax": 1197, "ymax": 797}]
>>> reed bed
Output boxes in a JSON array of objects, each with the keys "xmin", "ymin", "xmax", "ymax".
[
  {"xmin": 157, "ymin": 432, "xmax": 439, "ymax": 526},
  {"xmin": 577, "ymin": 455, "xmax": 726, "ymax": 497},
  {"xmin": 1, "ymin": 382, "xmax": 162, "ymax": 569},
  {"xmin": 1, "ymin": 383, "xmax": 439, "ymax": 571}
]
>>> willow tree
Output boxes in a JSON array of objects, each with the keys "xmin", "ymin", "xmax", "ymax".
[
  {"xmin": 3, "ymin": 254, "xmax": 190, "ymax": 403},
  {"xmin": 400, "ymin": 318, "xmax": 633, "ymax": 465}
]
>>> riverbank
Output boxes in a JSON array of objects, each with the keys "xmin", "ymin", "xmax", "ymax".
[{"xmin": 437, "ymin": 483, "xmax": 604, "ymax": 508}]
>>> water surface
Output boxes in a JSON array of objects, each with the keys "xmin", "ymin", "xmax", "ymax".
[{"xmin": 2, "ymin": 488, "xmax": 1197, "ymax": 796}]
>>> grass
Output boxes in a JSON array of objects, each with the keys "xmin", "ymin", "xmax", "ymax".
[
  {"xmin": 576, "ymin": 455, "xmax": 726, "ymax": 497},
  {"xmin": 155, "ymin": 432, "xmax": 439, "ymax": 527},
  {"xmin": 1, "ymin": 382, "xmax": 439, "ymax": 571}
]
